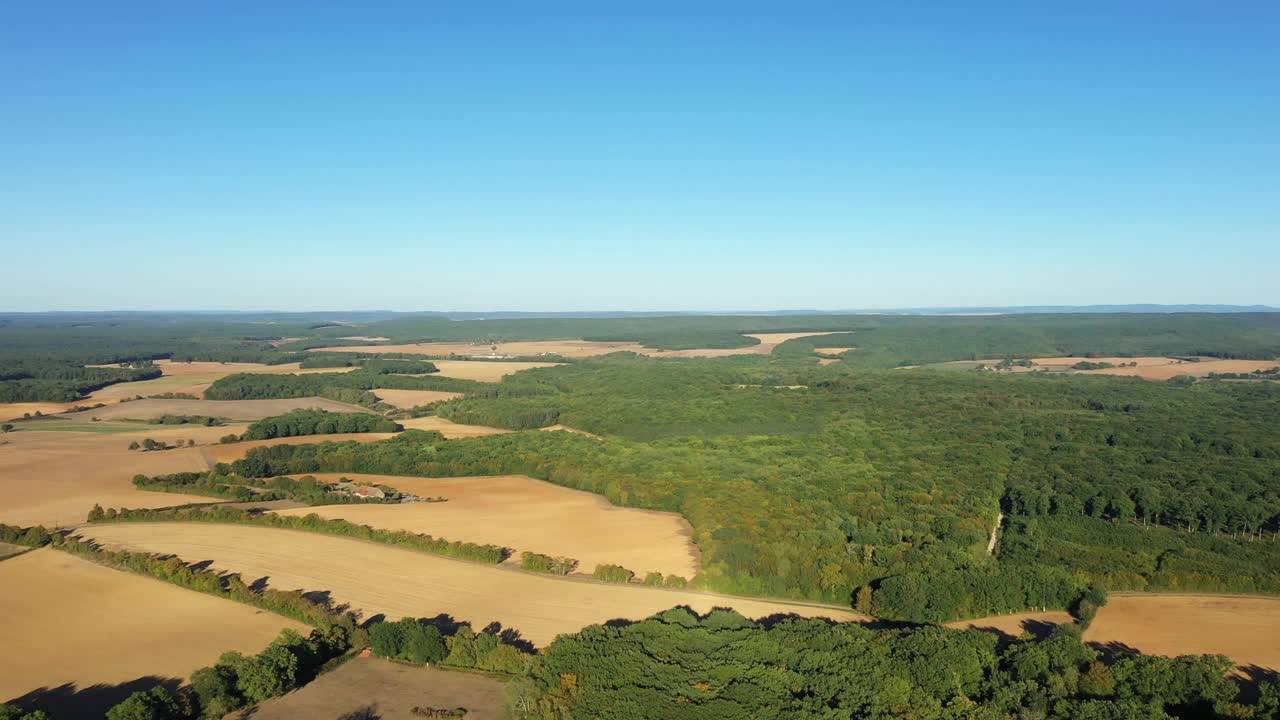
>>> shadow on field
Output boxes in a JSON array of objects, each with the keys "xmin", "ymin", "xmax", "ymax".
[{"xmin": 8, "ymin": 676, "xmax": 181, "ymax": 718}]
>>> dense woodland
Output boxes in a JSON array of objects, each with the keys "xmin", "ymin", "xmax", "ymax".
[
  {"xmin": 237, "ymin": 409, "xmax": 401, "ymax": 440},
  {"xmin": 234, "ymin": 353, "xmax": 1280, "ymax": 621}
]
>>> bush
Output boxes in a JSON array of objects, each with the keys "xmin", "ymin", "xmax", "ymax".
[
  {"xmin": 521, "ymin": 551, "xmax": 578, "ymax": 575},
  {"xmin": 593, "ymin": 564, "xmax": 636, "ymax": 584}
]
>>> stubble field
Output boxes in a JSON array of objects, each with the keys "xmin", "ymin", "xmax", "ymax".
[
  {"xmin": 0, "ymin": 548, "xmax": 305, "ymax": 717},
  {"xmin": 80, "ymin": 522, "xmax": 867, "ymax": 647},
  {"xmin": 273, "ymin": 473, "xmax": 700, "ymax": 578}
]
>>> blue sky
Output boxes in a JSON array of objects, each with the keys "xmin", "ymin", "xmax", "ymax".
[{"xmin": 1, "ymin": 2, "xmax": 1277, "ymax": 311}]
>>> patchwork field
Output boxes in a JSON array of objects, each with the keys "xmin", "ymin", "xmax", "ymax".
[
  {"xmin": 0, "ymin": 548, "xmax": 305, "ymax": 718},
  {"xmin": 81, "ymin": 522, "xmax": 867, "ymax": 647},
  {"xmin": 201, "ymin": 432, "xmax": 399, "ymax": 464},
  {"xmin": 0, "ymin": 427, "xmax": 228, "ymax": 527},
  {"xmin": 373, "ymin": 389, "xmax": 464, "ymax": 408},
  {"xmin": 275, "ymin": 473, "xmax": 700, "ymax": 578},
  {"xmin": 75, "ymin": 397, "xmax": 372, "ymax": 422},
  {"xmin": 88, "ymin": 360, "xmax": 360, "ymax": 401},
  {"xmin": 397, "ymin": 415, "xmax": 511, "ymax": 438},
  {"xmin": 240, "ymin": 657, "xmax": 507, "ymax": 720},
  {"xmin": 312, "ymin": 332, "xmax": 844, "ymax": 361}
]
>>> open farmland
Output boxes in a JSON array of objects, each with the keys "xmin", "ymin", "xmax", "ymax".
[
  {"xmin": 240, "ymin": 657, "xmax": 507, "ymax": 720},
  {"xmin": 372, "ymin": 388, "xmax": 464, "ymax": 408},
  {"xmin": 274, "ymin": 473, "xmax": 700, "ymax": 578},
  {"xmin": 87, "ymin": 360, "xmax": 360, "ymax": 401},
  {"xmin": 0, "ymin": 548, "xmax": 305, "ymax": 717},
  {"xmin": 0, "ymin": 427, "xmax": 227, "ymax": 527},
  {"xmin": 423, "ymin": 359, "xmax": 562, "ymax": 382},
  {"xmin": 75, "ymin": 396, "xmax": 372, "ymax": 422},
  {"xmin": 81, "ymin": 522, "xmax": 866, "ymax": 647},
  {"xmin": 813, "ymin": 347, "xmax": 856, "ymax": 357}
]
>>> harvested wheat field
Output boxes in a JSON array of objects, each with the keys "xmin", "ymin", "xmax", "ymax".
[
  {"xmin": 0, "ymin": 401, "xmax": 95, "ymax": 422},
  {"xmin": 0, "ymin": 548, "xmax": 305, "ymax": 718},
  {"xmin": 814, "ymin": 347, "xmax": 856, "ymax": 357},
  {"xmin": 373, "ymin": 389, "xmax": 464, "ymax": 408},
  {"xmin": 1082, "ymin": 594, "xmax": 1280, "ymax": 671},
  {"xmin": 77, "ymin": 397, "xmax": 371, "ymax": 422},
  {"xmin": 425, "ymin": 359, "xmax": 562, "ymax": 382},
  {"xmin": 82, "ymin": 522, "xmax": 866, "ymax": 647},
  {"xmin": 398, "ymin": 416, "xmax": 511, "ymax": 438},
  {"xmin": 275, "ymin": 473, "xmax": 698, "ymax": 578},
  {"xmin": 238, "ymin": 657, "xmax": 507, "ymax": 720},
  {"xmin": 0, "ymin": 427, "xmax": 228, "ymax": 527},
  {"xmin": 201, "ymin": 433, "xmax": 399, "ymax": 464},
  {"xmin": 817, "ymin": 358, "xmax": 841, "ymax": 366}
]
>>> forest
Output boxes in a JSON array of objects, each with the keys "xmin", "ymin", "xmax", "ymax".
[
  {"xmin": 231, "ymin": 353, "xmax": 1280, "ymax": 621},
  {"xmin": 237, "ymin": 409, "xmax": 401, "ymax": 440}
]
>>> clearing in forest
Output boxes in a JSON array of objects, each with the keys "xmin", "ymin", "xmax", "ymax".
[
  {"xmin": 81, "ymin": 522, "xmax": 866, "ymax": 647},
  {"xmin": 0, "ymin": 548, "xmax": 305, "ymax": 718},
  {"xmin": 397, "ymin": 416, "xmax": 511, "ymax": 438},
  {"xmin": 241, "ymin": 657, "xmax": 507, "ymax": 720},
  {"xmin": 0, "ymin": 427, "xmax": 228, "ymax": 528},
  {"xmin": 77, "ymin": 397, "xmax": 372, "ymax": 422},
  {"xmin": 813, "ymin": 347, "xmax": 856, "ymax": 357},
  {"xmin": 424, "ymin": 360, "xmax": 563, "ymax": 382},
  {"xmin": 274, "ymin": 473, "xmax": 699, "ymax": 578},
  {"xmin": 373, "ymin": 389, "xmax": 464, "ymax": 408}
]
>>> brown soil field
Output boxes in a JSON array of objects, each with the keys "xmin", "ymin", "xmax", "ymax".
[
  {"xmin": 77, "ymin": 397, "xmax": 372, "ymax": 422},
  {"xmin": 235, "ymin": 657, "xmax": 507, "ymax": 720},
  {"xmin": 0, "ymin": 548, "xmax": 305, "ymax": 717},
  {"xmin": 373, "ymin": 389, "xmax": 464, "ymax": 408},
  {"xmin": 312, "ymin": 332, "xmax": 845, "ymax": 361},
  {"xmin": 0, "ymin": 426, "xmax": 231, "ymax": 528},
  {"xmin": 82, "ymin": 522, "xmax": 867, "ymax": 647},
  {"xmin": 1083, "ymin": 594, "xmax": 1280, "ymax": 671},
  {"xmin": 426, "ymin": 360, "xmax": 563, "ymax": 382},
  {"xmin": 275, "ymin": 473, "xmax": 699, "ymax": 578},
  {"xmin": 398, "ymin": 416, "xmax": 511, "ymax": 438},
  {"xmin": 201, "ymin": 433, "xmax": 399, "ymax": 464}
]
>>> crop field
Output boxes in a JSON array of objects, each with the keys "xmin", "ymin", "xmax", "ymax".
[
  {"xmin": 274, "ymin": 473, "xmax": 700, "ymax": 578},
  {"xmin": 0, "ymin": 427, "xmax": 227, "ymax": 527},
  {"xmin": 397, "ymin": 415, "xmax": 511, "ymax": 437},
  {"xmin": 945, "ymin": 610, "xmax": 1075, "ymax": 638},
  {"xmin": 76, "ymin": 397, "xmax": 372, "ymax": 422},
  {"xmin": 242, "ymin": 657, "xmax": 507, "ymax": 720},
  {"xmin": 423, "ymin": 359, "xmax": 563, "ymax": 382},
  {"xmin": 372, "ymin": 388, "xmax": 464, "ymax": 408},
  {"xmin": 81, "ymin": 522, "xmax": 866, "ymax": 647},
  {"xmin": 87, "ymin": 360, "xmax": 360, "ymax": 401},
  {"xmin": 0, "ymin": 548, "xmax": 305, "ymax": 717},
  {"xmin": 1082, "ymin": 594, "xmax": 1280, "ymax": 672},
  {"xmin": 813, "ymin": 347, "xmax": 856, "ymax": 356},
  {"xmin": 201, "ymin": 432, "xmax": 399, "ymax": 464}
]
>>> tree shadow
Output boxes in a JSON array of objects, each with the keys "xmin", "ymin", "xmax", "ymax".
[
  {"xmin": 8, "ymin": 676, "xmax": 181, "ymax": 718},
  {"xmin": 1235, "ymin": 665, "xmax": 1280, "ymax": 703},
  {"xmin": 336, "ymin": 706, "xmax": 381, "ymax": 720},
  {"xmin": 479, "ymin": 621, "xmax": 536, "ymax": 654},
  {"xmin": 248, "ymin": 575, "xmax": 271, "ymax": 593},
  {"xmin": 1088, "ymin": 639, "xmax": 1143, "ymax": 660}
]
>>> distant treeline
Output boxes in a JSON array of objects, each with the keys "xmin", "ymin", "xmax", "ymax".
[
  {"xmin": 203, "ymin": 369, "xmax": 481, "ymax": 403},
  {"xmin": 131, "ymin": 471, "xmax": 404, "ymax": 505},
  {"xmin": 0, "ymin": 362, "xmax": 160, "ymax": 402},
  {"xmin": 235, "ymin": 409, "xmax": 401, "ymax": 441}
]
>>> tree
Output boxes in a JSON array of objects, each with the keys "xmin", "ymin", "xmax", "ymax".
[
  {"xmin": 0, "ymin": 424, "xmax": 13, "ymax": 433},
  {"xmin": 105, "ymin": 686, "xmax": 185, "ymax": 720},
  {"xmin": 190, "ymin": 665, "xmax": 242, "ymax": 717},
  {"xmin": 128, "ymin": 440, "xmax": 140, "ymax": 450}
]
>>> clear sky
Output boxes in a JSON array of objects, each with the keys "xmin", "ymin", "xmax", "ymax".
[{"xmin": 2, "ymin": 2, "xmax": 1277, "ymax": 311}]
